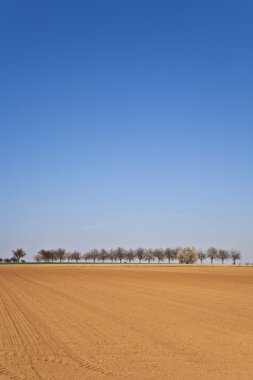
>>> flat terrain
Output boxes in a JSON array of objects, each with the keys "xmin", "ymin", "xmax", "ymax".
[{"xmin": 0, "ymin": 265, "xmax": 252, "ymax": 379}]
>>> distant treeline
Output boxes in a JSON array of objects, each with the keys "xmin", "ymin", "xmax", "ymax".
[{"xmin": 0, "ymin": 247, "xmax": 242, "ymax": 264}]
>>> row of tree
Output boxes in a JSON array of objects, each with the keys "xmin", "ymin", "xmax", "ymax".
[{"xmin": 0, "ymin": 246, "xmax": 242, "ymax": 264}]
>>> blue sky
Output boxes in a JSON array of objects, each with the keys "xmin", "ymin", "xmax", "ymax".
[{"xmin": 0, "ymin": 0, "xmax": 252, "ymax": 261}]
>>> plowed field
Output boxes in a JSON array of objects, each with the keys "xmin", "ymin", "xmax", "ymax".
[{"xmin": 0, "ymin": 265, "xmax": 252, "ymax": 379}]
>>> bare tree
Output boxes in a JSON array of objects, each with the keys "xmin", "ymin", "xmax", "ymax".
[
  {"xmin": 144, "ymin": 249, "xmax": 154, "ymax": 263},
  {"xmin": 49, "ymin": 249, "xmax": 57, "ymax": 262},
  {"xmin": 197, "ymin": 249, "xmax": 206, "ymax": 264},
  {"xmin": 230, "ymin": 249, "xmax": 241, "ymax": 265},
  {"xmin": 55, "ymin": 248, "xmax": 66, "ymax": 262},
  {"xmin": 65, "ymin": 252, "xmax": 73, "ymax": 262},
  {"xmin": 82, "ymin": 252, "xmax": 89, "ymax": 262},
  {"xmin": 164, "ymin": 248, "xmax": 176, "ymax": 263},
  {"xmin": 112, "ymin": 249, "xmax": 118, "ymax": 263},
  {"xmin": 12, "ymin": 248, "xmax": 26, "ymax": 262},
  {"xmin": 34, "ymin": 254, "xmax": 42, "ymax": 263},
  {"xmin": 88, "ymin": 249, "xmax": 99, "ymax": 263},
  {"xmin": 135, "ymin": 248, "xmax": 145, "ymax": 263},
  {"xmin": 98, "ymin": 249, "xmax": 108, "ymax": 263},
  {"xmin": 177, "ymin": 247, "xmax": 197, "ymax": 264},
  {"xmin": 71, "ymin": 251, "xmax": 81, "ymax": 262},
  {"xmin": 217, "ymin": 249, "xmax": 230, "ymax": 264},
  {"xmin": 153, "ymin": 248, "xmax": 164, "ymax": 263},
  {"xmin": 207, "ymin": 247, "xmax": 218, "ymax": 264},
  {"xmin": 115, "ymin": 247, "xmax": 125, "ymax": 263},
  {"xmin": 107, "ymin": 249, "xmax": 115, "ymax": 263},
  {"xmin": 125, "ymin": 249, "xmax": 135, "ymax": 263},
  {"xmin": 38, "ymin": 249, "xmax": 51, "ymax": 262}
]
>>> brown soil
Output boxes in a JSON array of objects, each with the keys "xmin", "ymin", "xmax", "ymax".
[{"xmin": 0, "ymin": 264, "xmax": 252, "ymax": 379}]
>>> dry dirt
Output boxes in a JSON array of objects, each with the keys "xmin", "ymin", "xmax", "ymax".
[{"xmin": 0, "ymin": 265, "xmax": 252, "ymax": 379}]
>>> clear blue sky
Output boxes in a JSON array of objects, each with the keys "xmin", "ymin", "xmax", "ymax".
[{"xmin": 0, "ymin": 0, "xmax": 252, "ymax": 261}]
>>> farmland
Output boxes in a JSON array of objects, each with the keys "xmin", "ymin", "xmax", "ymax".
[{"xmin": 0, "ymin": 265, "xmax": 252, "ymax": 379}]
